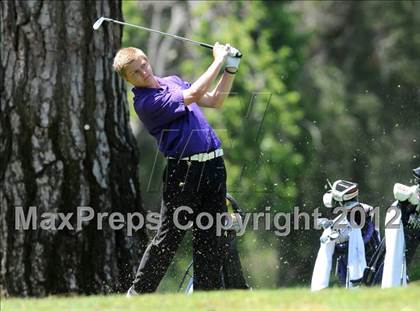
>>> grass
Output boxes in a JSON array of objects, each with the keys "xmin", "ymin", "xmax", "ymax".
[{"xmin": 2, "ymin": 283, "xmax": 420, "ymax": 311}]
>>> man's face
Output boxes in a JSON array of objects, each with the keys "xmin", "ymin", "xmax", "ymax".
[{"xmin": 125, "ymin": 55, "xmax": 155, "ymax": 87}]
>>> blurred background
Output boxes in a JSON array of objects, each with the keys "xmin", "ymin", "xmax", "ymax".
[
  {"xmin": 122, "ymin": 0, "xmax": 419, "ymax": 290},
  {"xmin": 1, "ymin": 0, "xmax": 419, "ymax": 297}
]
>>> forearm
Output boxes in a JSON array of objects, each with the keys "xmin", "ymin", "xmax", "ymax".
[
  {"xmin": 197, "ymin": 71, "xmax": 235, "ymax": 108},
  {"xmin": 208, "ymin": 71, "xmax": 235, "ymax": 108},
  {"xmin": 183, "ymin": 58, "xmax": 224, "ymax": 104}
]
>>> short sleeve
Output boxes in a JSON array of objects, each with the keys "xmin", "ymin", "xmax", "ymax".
[
  {"xmin": 183, "ymin": 80, "xmax": 192, "ymax": 88},
  {"xmin": 145, "ymin": 87, "xmax": 187, "ymax": 126}
]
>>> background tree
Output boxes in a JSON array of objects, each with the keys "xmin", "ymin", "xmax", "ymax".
[{"xmin": 0, "ymin": 0, "xmax": 148, "ymax": 296}]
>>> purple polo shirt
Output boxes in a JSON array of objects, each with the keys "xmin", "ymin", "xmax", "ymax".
[{"xmin": 132, "ymin": 75, "xmax": 222, "ymax": 157}]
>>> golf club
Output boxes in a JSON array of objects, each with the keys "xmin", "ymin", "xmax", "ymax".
[{"xmin": 93, "ymin": 17, "xmax": 242, "ymax": 58}]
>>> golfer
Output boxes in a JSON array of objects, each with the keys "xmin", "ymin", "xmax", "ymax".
[{"xmin": 113, "ymin": 43, "xmax": 239, "ymax": 294}]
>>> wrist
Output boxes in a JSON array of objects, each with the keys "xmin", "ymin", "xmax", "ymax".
[
  {"xmin": 225, "ymin": 68, "xmax": 237, "ymax": 75},
  {"xmin": 214, "ymin": 56, "xmax": 225, "ymax": 65}
]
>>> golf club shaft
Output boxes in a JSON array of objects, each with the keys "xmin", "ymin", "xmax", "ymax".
[{"xmin": 105, "ymin": 18, "xmax": 213, "ymax": 50}]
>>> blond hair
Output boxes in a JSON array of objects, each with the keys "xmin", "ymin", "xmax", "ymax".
[{"xmin": 113, "ymin": 47, "xmax": 145, "ymax": 78}]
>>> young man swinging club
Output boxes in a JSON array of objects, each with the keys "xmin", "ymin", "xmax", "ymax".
[{"xmin": 112, "ymin": 42, "xmax": 240, "ymax": 295}]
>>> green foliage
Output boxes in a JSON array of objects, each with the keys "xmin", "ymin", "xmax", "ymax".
[
  {"xmin": 285, "ymin": 0, "xmax": 420, "ymax": 284},
  {"xmin": 182, "ymin": 2, "xmax": 307, "ymax": 214},
  {"xmin": 294, "ymin": 0, "xmax": 419, "ymax": 209},
  {"xmin": 122, "ymin": 1, "xmax": 148, "ymax": 49}
]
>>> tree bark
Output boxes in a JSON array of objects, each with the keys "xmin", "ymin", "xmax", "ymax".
[{"xmin": 0, "ymin": 0, "xmax": 148, "ymax": 296}]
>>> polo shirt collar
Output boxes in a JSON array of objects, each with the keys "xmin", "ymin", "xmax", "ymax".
[{"xmin": 132, "ymin": 76, "xmax": 164, "ymax": 95}]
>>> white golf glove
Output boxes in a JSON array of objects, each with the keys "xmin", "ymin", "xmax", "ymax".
[{"xmin": 225, "ymin": 45, "xmax": 241, "ymax": 71}]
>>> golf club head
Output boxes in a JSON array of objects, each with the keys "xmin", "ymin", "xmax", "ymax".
[{"xmin": 93, "ymin": 17, "xmax": 106, "ymax": 30}]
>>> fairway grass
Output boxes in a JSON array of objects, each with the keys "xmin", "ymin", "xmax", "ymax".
[{"xmin": 2, "ymin": 284, "xmax": 419, "ymax": 311}]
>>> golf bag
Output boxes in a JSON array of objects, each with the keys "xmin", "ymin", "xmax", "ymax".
[
  {"xmin": 178, "ymin": 193, "xmax": 249, "ymax": 293},
  {"xmin": 380, "ymin": 167, "xmax": 420, "ymax": 288},
  {"xmin": 311, "ymin": 180, "xmax": 381, "ymax": 291},
  {"xmin": 363, "ymin": 167, "xmax": 420, "ymax": 287}
]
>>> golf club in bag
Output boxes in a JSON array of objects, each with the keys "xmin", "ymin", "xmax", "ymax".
[
  {"xmin": 93, "ymin": 17, "xmax": 242, "ymax": 58},
  {"xmin": 362, "ymin": 237, "xmax": 386, "ymax": 286},
  {"xmin": 178, "ymin": 193, "xmax": 249, "ymax": 293}
]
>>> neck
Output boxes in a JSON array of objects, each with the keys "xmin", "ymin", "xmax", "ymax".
[
  {"xmin": 137, "ymin": 76, "xmax": 159, "ymax": 89},
  {"xmin": 148, "ymin": 77, "xmax": 160, "ymax": 88}
]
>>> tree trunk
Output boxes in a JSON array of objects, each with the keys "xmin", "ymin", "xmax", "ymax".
[{"xmin": 0, "ymin": 0, "xmax": 148, "ymax": 296}]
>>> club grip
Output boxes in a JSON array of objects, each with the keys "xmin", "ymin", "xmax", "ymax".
[
  {"xmin": 200, "ymin": 43, "xmax": 214, "ymax": 50},
  {"xmin": 200, "ymin": 43, "xmax": 243, "ymax": 58}
]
